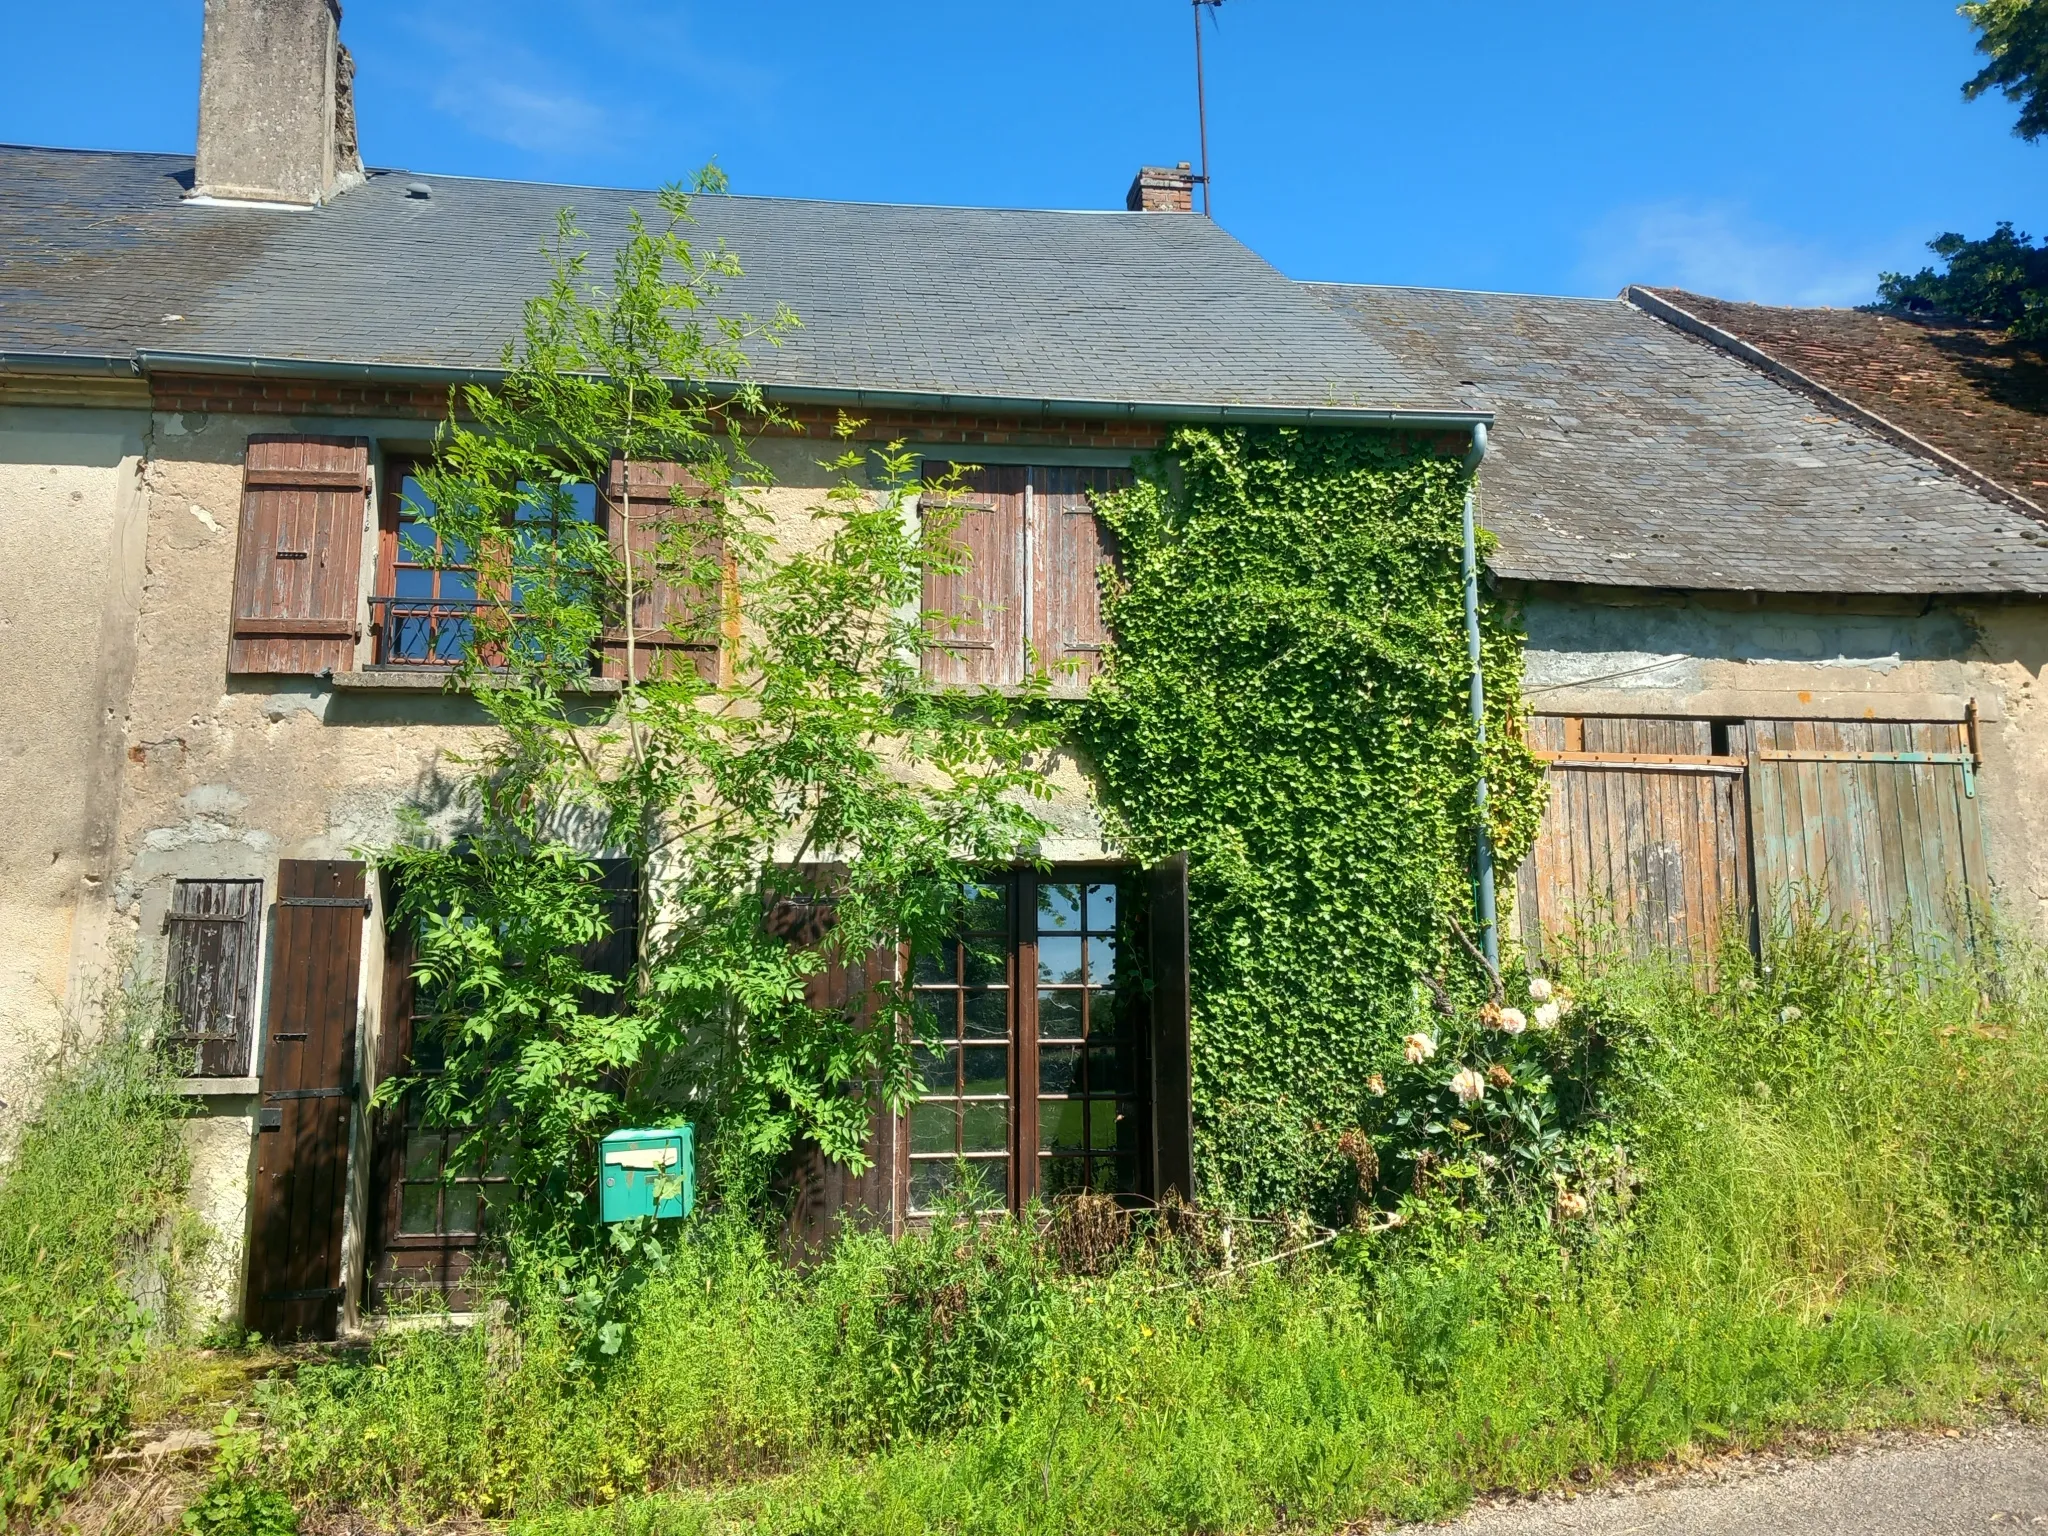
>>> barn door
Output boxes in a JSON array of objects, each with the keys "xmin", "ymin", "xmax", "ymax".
[
  {"xmin": 1747, "ymin": 719, "xmax": 1990, "ymax": 962},
  {"xmin": 245, "ymin": 860, "xmax": 367, "ymax": 1341},
  {"xmin": 1519, "ymin": 716, "xmax": 1752, "ymax": 973}
]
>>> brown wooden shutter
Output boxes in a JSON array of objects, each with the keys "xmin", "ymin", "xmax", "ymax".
[
  {"xmin": 229, "ymin": 436, "xmax": 369, "ymax": 674},
  {"xmin": 600, "ymin": 458, "xmax": 722, "ymax": 682},
  {"xmin": 769, "ymin": 869, "xmax": 903, "ymax": 1252},
  {"xmin": 922, "ymin": 464, "xmax": 1026, "ymax": 687},
  {"xmin": 1147, "ymin": 853, "xmax": 1195, "ymax": 1202},
  {"xmin": 1030, "ymin": 466, "xmax": 1128, "ymax": 698},
  {"xmin": 245, "ymin": 860, "xmax": 367, "ymax": 1341},
  {"xmin": 162, "ymin": 878, "xmax": 263, "ymax": 1078}
]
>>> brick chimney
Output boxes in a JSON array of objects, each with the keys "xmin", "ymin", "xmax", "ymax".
[
  {"xmin": 192, "ymin": 0, "xmax": 364, "ymax": 206},
  {"xmin": 1125, "ymin": 163, "xmax": 1197, "ymax": 213}
]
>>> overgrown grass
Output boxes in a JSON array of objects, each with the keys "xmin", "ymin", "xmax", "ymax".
[
  {"xmin": 0, "ymin": 999, "xmax": 194, "ymax": 1520},
  {"xmin": 251, "ymin": 931, "xmax": 2048, "ymax": 1534}
]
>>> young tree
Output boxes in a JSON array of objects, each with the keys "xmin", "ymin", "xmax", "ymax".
[{"xmin": 377, "ymin": 177, "xmax": 1060, "ymax": 1257}]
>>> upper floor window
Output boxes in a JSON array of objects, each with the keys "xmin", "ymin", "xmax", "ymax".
[{"xmin": 920, "ymin": 463, "xmax": 1129, "ymax": 696}]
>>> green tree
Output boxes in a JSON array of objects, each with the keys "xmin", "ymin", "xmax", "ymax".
[
  {"xmin": 1962, "ymin": 0, "xmax": 2048, "ymax": 140},
  {"xmin": 1876, "ymin": 222, "xmax": 2048, "ymax": 339},
  {"xmin": 378, "ymin": 175, "xmax": 1059, "ymax": 1257}
]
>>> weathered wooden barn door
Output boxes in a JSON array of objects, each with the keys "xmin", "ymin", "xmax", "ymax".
[
  {"xmin": 1519, "ymin": 715, "xmax": 1751, "ymax": 972},
  {"xmin": 1747, "ymin": 718, "xmax": 1989, "ymax": 962},
  {"xmin": 245, "ymin": 860, "xmax": 367, "ymax": 1341}
]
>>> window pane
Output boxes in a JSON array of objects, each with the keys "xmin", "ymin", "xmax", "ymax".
[
  {"xmin": 963, "ymin": 989, "xmax": 1008, "ymax": 1039},
  {"xmin": 443, "ymin": 1184, "xmax": 481, "ymax": 1234},
  {"xmin": 915, "ymin": 991, "xmax": 960, "ymax": 1041},
  {"xmin": 1089, "ymin": 1099, "xmax": 1122, "ymax": 1150},
  {"xmin": 1086, "ymin": 936, "xmax": 1117, "ymax": 985},
  {"xmin": 403, "ymin": 1132, "xmax": 442, "ymax": 1179},
  {"xmin": 962, "ymin": 1101, "xmax": 1008, "ymax": 1152},
  {"xmin": 1038, "ymin": 989, "xmax": 1083, "ymax": 1041},
  {"xmin": 961, "ymin": 880, "xmax": 1009, "ymax": 931},
  {"xmin": 909, "ymin": 1159, "xmax": 953, "ymax": 1213},
  {"xmin": 963, "ymin": 939, "xmax": 1007, "ymax": 986},
  {"xmin": 565, "ymin": 482, "xmax": 597, "ymax": 522},
  {"xmin": 441, "ymin": 569, "xmax": 478, "ymax": 603},
  {"xmin": 959, "ymin": 1158, "xmax": 1008, "ymax": 1209},
  {"xmin": 1038, "ymin": 883, "xmax": 1082, "ymax": 933},
  {"xmin": 910, "ymin": 1101, "xmax": 959, "ymax": 1155},
  {"xmin": 1085, "ymin": 882, "xmax": 1117, "ymax": 930},
  {"xmin": 1039, "ymin": 1155, "xmax": 1087, "ymax": 1198},
  {"xmin": 400, "ymin": 1183, "xmax": 440, "ymax": 1234},
  {"xmin": 962, "ymin": 1046, "xmax": 1007, "ymax": 1097},
  {"xmin": 1089, "ymin": 1043, "xmax": 1128, "ymax": 1094},
  {"xmin": 1038, "ymin": 937, "xmax": 1083, "ymax": 985},
  {"xmin": 1039, "ymin": 1099, "xmax": 1086, "ymax": 1152},
  {"xmin": 911, "ymin": 940, "xmax": 957, "ymax": 985},
  {"xmin": 916, "ymin": 1045, "xmax": 958, "ymax": 1093},
  {"xmin": 1038, "ymin": 1043, "xmax": 1081, "ymax": 1094},
  {"xmin": 399, "ymin": 478, "xmax": 435, "ymax": 518},
  {"xmin": 1096, "ymin": 1154, "xmax": 1138, "ymax": 1195},
  {"xmin": 484, "ymin": 1142, "xmax": 515, "ymax": 1178},
  {"xmin": 394, "ymin": 566, "xmax": 434, "ymax": 599}
]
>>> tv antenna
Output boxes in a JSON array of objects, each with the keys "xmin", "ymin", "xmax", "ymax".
[{"xmin": 1193, "ymin": 0, "xmax": 1222, "ymax": 216}]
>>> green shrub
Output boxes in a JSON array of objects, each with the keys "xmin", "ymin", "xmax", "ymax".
[
  {"xmin": 257, "ymin": 930, "xmax": 2048, "ymax": 1534},
  {"xmin": 0, "ymin": 1002, "xmax": 193, "ymax": 1519}
]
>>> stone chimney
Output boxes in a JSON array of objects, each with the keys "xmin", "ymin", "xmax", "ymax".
[
  {"xmin": 192, "ymin": 0, "xmax": 364, "ymax": 206},
  {"xmin": 1125, "ymin": 163, "xmax": 1196, "ymax": 213}
]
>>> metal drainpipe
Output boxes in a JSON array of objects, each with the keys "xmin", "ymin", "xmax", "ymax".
[{"xmin": 1461, "ymin": 422, "xmax": 1499, "ymax": 969}]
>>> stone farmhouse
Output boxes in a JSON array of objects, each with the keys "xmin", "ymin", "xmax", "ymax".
[{"xmin": 1, "ymin": 0, "xmax": 2044, "ymax": 1335}]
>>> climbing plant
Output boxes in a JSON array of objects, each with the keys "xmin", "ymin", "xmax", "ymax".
[{"xmin": 1076, "ymin": 426, "xmax": 1546, "ymax": 1217}]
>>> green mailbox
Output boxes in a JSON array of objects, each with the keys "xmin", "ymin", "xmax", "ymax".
[{"xmin": 599, "ymin": 1126, "xmax": 695, "ymax": 1222}]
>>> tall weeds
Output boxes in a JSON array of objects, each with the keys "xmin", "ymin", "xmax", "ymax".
[
  {"xmin": 254, "ymin": 926, "xmax": 2048, "ymax": 1534},
  {"xmin": 0, "ymin": 994, "xmax": 194, "ymax": 1519}
]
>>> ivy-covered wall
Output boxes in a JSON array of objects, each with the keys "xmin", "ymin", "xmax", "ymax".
[{"xmin": 1077, "ymin": 426, "xmax": 1545, "ymax": 1216}]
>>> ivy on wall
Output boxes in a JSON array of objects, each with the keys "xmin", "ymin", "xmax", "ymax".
[{"xmin": 1077, "ymin": 426, "xmax": 1546, "ymax": 1216}]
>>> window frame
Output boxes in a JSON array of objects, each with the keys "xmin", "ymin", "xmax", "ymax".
[{"xmin": 901, "ymin": 865, "xmax": 1150, "ymax": 1215}]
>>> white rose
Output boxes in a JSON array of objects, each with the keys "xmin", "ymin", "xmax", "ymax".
[
  {"xmin": 1450, "ymin": 1067, "xmax": 1486, "ymax": 1105},
  {"xmin": 1529, "ymin": 977, "xmax": 1554, "ymax": 1003},
  {"xmin": 1498, "ymin": 1007, "xmax": 1527, "ymax": 1035},
  {"xmin": 1404, "ymin": 1032, "xmax": 1437, "ymax": 1064},
  {"xmin": 1533, "ymin": 1001, "xmax": 1560, "ymax": 1030}
]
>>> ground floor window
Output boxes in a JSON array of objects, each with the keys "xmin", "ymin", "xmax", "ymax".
[{"xmin": 908, "ymin": 869, "xmax": 1145, "ymax": 1214}]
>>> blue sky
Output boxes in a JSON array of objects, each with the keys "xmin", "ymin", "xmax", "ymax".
[{"xmin": 3, "ymin": 1, "xmax": 2041, "ymax": 305}]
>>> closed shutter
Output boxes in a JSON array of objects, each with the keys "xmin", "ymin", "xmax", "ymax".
[
  {"xmin": 229, "ymin": 436, "xmax": 369, "ymax": 674},
  {"xmin": 1748, "ymin": 718, "xmax": 1990, "ymax": 962},
  {"xmin": 162, "ymin": 878, "xmax": 264, "ymax": 1078},
  {"xmin": 1030, "ymin": 466, "xmax": 1128, "ymax": 698},
  {"xmin": 922, "ymin": 465, "xmax": 1026, "ymax": 687},
  {"xmin": 599, "ymin": 458, "xmax": 722, "ymax": 682},
  {"xmin": 1147, "ymin": 853, "xmax": 1195, "ymax": 1202},
  {"xmin": 770, "ymin": 870, "xmax": 903, "ymax": 1251},
  {"xmin": 245, "ymin": 860, "xmax": 367, "ymax": 1341},
  {"xmin": 1518, "ymin": 715, "xmax": 1752, "ymax": 975}
]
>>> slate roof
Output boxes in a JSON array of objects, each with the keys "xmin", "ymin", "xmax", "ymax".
[
  {"xmin": 0, "ymin": 145, "xmax": 1467, "ymax": 419},
  {"xmin": 1645, "ymin": 288, "xmax": 2048, "ymax": 506},
  {"xmin": 1309, "ymin": 282, "xmax": 2048, "ymax": 595}
]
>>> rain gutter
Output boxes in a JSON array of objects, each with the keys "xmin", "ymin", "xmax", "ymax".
[{"xmin": 1461, "ymin": 422, "xmax": 1499, "ymax": 971}]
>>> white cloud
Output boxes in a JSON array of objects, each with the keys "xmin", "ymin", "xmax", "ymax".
[{"xmin": 1578, "ymin": 201, "xmax": 1923, "ymax": 307}]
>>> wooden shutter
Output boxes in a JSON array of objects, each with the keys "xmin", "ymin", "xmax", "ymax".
[
  {"xmin": 1748, "ymin": 718, "xmax": 1990, "ymax": 962},
  {"xmin": 770, "ymin": 870, "xmax": 903, "ymax": 1252},
  {"xmin": 1147, "ymin": 854, "xmax": 1195, "ymax": 1202},
  {"xmin": 229, "ymin": 436, "xmax": 369, "ymax": 674},
  {"xmin": 162, "ymin": 879, "xmax": 263, "ymax": 1078},
  {"xmin": 1517, "ymin": 715, "xmax": 1753, "ymax": 975},
  {"xmin": 1030, "ymin": 466, "xmax": 1128, "ymax": 698},
  {"xmin": 245, "ymin": 860, "xmax": 367, "ymax": 1341},
  {"xmin": 600, "ymin": 458, "xmax": 722, "ymax": 682},
  {"xmin": 922, "ymin": 464, "xmax": 1026, "ymax": 687}
]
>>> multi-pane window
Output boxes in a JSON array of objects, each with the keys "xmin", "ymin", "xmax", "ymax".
[
  {"xmin": 373, "ymin": 462, "xmax": 599, "ymax": 666},
  {"xmin": 1033, "ymin": 879, "xmax": 1141, "ymax": 1198},
  {"xmin": 906, "ymin": 870, "xmax": 1144, "ymax": 1215}
]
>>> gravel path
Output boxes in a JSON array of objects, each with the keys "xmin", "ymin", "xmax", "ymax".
[{"xmin": 1407, "ymin": 1423, "xmax": 2048, "ymax": 1534}]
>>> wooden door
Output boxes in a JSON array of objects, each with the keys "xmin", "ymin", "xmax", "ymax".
[
  {"xmin": 1748, "ymin": 718, "xmax": 1990, "ymax": 962},
  {"xmin": 245, "ymin": 860, "xmax": 367, "ymax": 1341},
  {"xmin": 1518, "ymin": 715, "xmax": 1752, "ymax": 972}
]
